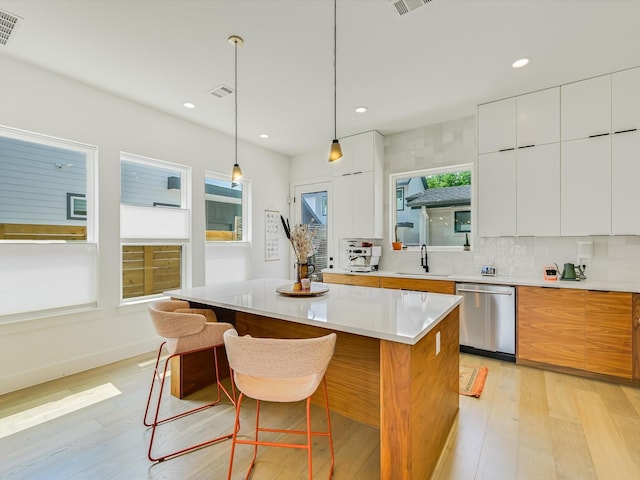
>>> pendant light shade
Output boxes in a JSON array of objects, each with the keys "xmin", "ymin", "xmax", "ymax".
[
  {"xmin": 329, "ymin": 139, "xmax": 343, "ymax": 162},
  {"xmin": 229, "ymin": 35, "xmax": 243, "ymax": 182},
  {"xmin": 231, "ymin": 163, "xmax": 242, "ymax": 182},
  {"xmin": 328, "ymin": 0, "xmax": 342, "ymax": 163}
]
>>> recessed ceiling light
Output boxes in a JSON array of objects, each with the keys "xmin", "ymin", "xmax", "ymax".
[
  {"xmin": 355, "ymin": 106, "xmax": 368, "ymax": 113},
  {"xmin": 512, "ymin": 58, "xmax": 530, "ymax": 69},
  {"xmin": 183, "ymin": 102, "xmax": 196, "ymax": 109},
  {"xmin": 259, "ymin": 134, "xmax": 269, "ymax": 139}
]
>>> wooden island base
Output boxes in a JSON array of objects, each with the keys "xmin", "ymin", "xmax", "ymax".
[{"xmin": 172, "ymin": 307, "xmax": 459, "ymax": 480}]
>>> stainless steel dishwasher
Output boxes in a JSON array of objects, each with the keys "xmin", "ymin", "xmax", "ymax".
[{"xmin": 456, "ymin": 283, "xmax": 516, "ymax": 362}]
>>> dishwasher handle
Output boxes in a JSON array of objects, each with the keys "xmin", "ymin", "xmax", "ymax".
[{"xmin": 456, "ymin": 288, "xmax": 513, "ymax": 295}]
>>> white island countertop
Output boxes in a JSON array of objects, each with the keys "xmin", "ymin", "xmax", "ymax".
[{"xmin": 166, "ymin": 278, "xmax": 462, "ymax": 345}]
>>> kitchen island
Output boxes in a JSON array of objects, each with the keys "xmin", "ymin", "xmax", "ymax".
[{"xmin": 166, "ymin": 278, "xmax": 462, "ymax": 480}]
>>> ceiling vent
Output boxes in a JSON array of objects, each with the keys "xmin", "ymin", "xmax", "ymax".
[
  {"xmin": 390, "ymin": 0, "xmax": 433, "ymax": 16},
  {"xmin": 208, "ymin": 84, "xmax": 234, "ymax": 99},
  {"xmin": 0, "ymin": 9, "xmax": 23, "ymax": 47}
]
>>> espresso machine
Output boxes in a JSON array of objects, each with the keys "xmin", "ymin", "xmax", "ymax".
[{"xmin": 346, "ymin": 246, "xmax": 381, "ymax": 272}]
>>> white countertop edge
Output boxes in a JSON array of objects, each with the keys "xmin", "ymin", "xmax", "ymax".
[
  {"xmin": 165, "ymin": 282, "xmax": 462, "ymax": 346},
  {"xmin": 324, "ymin": 269, "xmax": 640, "ymax": 293}
]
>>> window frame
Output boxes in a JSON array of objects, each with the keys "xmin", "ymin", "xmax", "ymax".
[
  {"xmin": 389, "ymin": 163, "xmax": 473, "ymax": 252},
  {"xmin": 119, "ymin": 152, "xmax": 191, "ymax": 304},
  {"xmin": 0, "ymin": 124, "xmax": 97, "ymax": 243},
  {"xmin": 204, "ymin": 171, "xmax": 251, "ymax": 244}
]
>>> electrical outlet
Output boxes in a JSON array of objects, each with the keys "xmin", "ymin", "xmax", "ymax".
[{"xmin": 436, "ymin": 331, "xmax": 441, "ymax": 355}]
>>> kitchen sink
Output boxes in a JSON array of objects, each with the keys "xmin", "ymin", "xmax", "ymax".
[{"xmin": 394, "ymin": 272, "xmax": 450, "ymax": 278}]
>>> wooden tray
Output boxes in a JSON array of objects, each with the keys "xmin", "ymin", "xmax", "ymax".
[{"xmin": 276, "ymin": 283, "xmax": 329, "ymax": 297}]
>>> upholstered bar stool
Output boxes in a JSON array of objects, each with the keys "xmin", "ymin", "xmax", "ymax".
[
  {"xmin": 223, "ymin": 329, "xmax": 337, "ymax": 480},
  {"xmin": 144, "ymin": 300, "xmax": 236, "ymax": 462}
]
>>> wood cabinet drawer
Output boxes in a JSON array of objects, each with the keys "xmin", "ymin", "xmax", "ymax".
[
  {"xmin": 322, "ymin": 273, "xmax": 380, "ymax": 287},
  {"xmin": 379, "ymin": 277, "xmax": 455, "ymax": 294}
]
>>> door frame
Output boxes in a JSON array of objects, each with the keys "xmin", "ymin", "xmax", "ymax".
[{"xmin": 292, "ymin": 181, "xmax": 332, "ymax": 280}]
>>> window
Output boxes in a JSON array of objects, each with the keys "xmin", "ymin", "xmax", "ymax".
[
  {"xmin": 205, "ymin": 174, "xmax": 248, "ymax": 242},
  {"xmin": 390, "ymin": 164, "xmax": 472, "ymax": 248},
  {"xmin": 0, "ymin": 125, "xmax": 98, "ymax": 319},
  {"xmin": 120, "ymin": 153, "xmax": 190, "ymax": 302}
]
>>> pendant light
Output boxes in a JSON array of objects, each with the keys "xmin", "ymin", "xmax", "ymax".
[
  {"xmin": 229, "ymin": 35, "xmax": 243, "ymax": 183},
  {"xmin": 328, "ymin": 0, "xmax": 343, "ymax": 163}
]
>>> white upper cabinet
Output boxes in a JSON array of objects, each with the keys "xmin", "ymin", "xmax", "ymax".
[
  {"xmin": 478, "ymin": 150, "xmax": 517, "ymax": 237},
  {"xmin": 478, "ymin": 98, "xmax": 516, "ymax": 154},
  {"xmin": 561, "ymin": 75, "xmax": 611, "ymax": 141},
  {"xmin": 517, "ymin": 143, "xmax": 561, "ymax": 236},
  {"xmin": 612, "ymin": 130, "xmax": 640, "ymax": 235},
  {"xmin": 516, "ymin": 87, "xmax": 560, "ymax": 147},
  {"xmin": 331, "ymin": 131, "xmax": 383, "ymax": 239},
  {"xmin": 561, "ymin": 135, "xmax": 612, "ymax": 236},
  {"xmin": 612, "ymin": 67, "xmax": 640, "ymax": 132},
  {"xmin": 611, "ymin": 67, "xmax": 640, "ymax": 235},
  {"xmin": 330, "ymin": 132, "xmax": 376, "ymax": 178}
]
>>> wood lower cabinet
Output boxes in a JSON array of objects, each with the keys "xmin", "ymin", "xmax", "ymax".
[
  {"xmin": 633, "ymin": 294, "xmax": 640, "ymax": 380},
  {"xmin": 518, "ymin": 286, "xmax": 585, "ymax": 370},
  {"xmin": 378, "ymin": 276, "xmax": 455, "ymax": 294},
  {"xmin": 585, "ymin": 291, "xmax": 632, "ymax": 379},
  {"xmin": 518, "ymin": 286, "xmax": 633, "ymax": 379},
  {"xmin": 322, "ymin": 272, "xmax": 380, "ymax": 287}
]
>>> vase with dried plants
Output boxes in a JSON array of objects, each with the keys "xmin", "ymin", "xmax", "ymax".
[{"xmin": 280, "ymin": 215, "xmax": 317, "ymax": 289}]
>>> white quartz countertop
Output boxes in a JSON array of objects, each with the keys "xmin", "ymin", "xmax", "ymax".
[
  {"xmin": 325, "ymin": 269, "xmax": 640, "ymax": 293},
  {"xmin": 165, "ymin": 278, "xmax": 462, "ymax": 345}
]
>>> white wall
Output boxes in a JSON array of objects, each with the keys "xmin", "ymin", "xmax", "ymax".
[{"xmin": 0, "ymin": 55, "xmax": 290, "ymax": 394}]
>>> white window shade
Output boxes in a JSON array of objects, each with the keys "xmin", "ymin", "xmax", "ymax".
[
  {"xmin": 120, "ymin": 205, "xmax": 190, "ymax": 239},
  {"xmin": 0, "ymin": 243, "xmax": 97, "ymax": 317}
]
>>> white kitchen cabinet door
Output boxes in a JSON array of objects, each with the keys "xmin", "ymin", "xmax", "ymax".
[
  {"xmin": 612, "ymin": 130, "xmax": 640, "ymax": 235},
  {"xmin": 516, "ymin": 143, "xmax": 560, "ymax": 236},
  {"xmin": 351, "ymin": 132, "xmax": 375, "ymax": 173},
  {"xmin": 332, "ymin": 174, "xmax": 352, "ymax": 238},
  {"xmin": 351, "ymin": 172, "xmax": 376, "ymax": 237},
  {"xmin": 478, "ymin": 98, "xmax": 516, "ymax": 154},
  {"xmin": 561, "ymin": 75, "xmax": 611, "ymax": 141},
  {"xmin": 561, "ymin": 136, "xmax": 611, "ymax": 236},
  {"xmin": 478, "ymin": 150, "xmax": 517, "ymax": 237},
  {"xmin": 612, "ymin": 67, "xmax": 640, "ymax": 133},
  {"xmin": 517, "ymin": 87, "xmax": 560, "ymax": 147}
]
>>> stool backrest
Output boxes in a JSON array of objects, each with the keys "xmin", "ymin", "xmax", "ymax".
[
  {"xmin": 223, "ymin": 329, "xmax": 337, "ymax": 401},
  {"xmin": 148, "ymin": 300, "xmax": 205, "ymax": 339}
]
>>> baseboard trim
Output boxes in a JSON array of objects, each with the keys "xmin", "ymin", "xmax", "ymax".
[{"xmin": 0, "ymin": 338, "xmax": 158, "ymax": 395}]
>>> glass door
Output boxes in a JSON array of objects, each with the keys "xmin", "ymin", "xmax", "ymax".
[{"xmin": 294, "ymin": 182, "xmax": 330, "ymax": 282}]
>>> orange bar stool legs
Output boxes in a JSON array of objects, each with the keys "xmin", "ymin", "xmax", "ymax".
[
  {"xmin": 143, "ymin": 300, "xmax": 236, "ymax": 462},
  {"xmin": 223, "ymin": 329, "xmax": 336, "ymax": 479}
]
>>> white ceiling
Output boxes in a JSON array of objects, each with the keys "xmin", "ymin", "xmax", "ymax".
[{"xmin": 2, "ymin": 0, "xmax": 640, "ymax": 158}]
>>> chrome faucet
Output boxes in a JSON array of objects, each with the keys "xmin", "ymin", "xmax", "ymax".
[{"xmin": 421, "ymin": 244, "xmax": 429, "ymax": 272}]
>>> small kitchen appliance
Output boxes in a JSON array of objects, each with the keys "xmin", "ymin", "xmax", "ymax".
[
  {"xmin": 346, "ymin": 246, "xmax": 381, "ymax": 272},
  {"xmin": 481, "ymin": 265, "xmax": 496, "ymax": 276},
  {"xmin": 543, "ymin": 265, "xmax": 559, "ymax": 281},
  {"xmin": 560, "ymin": 262, "xmax": 577, "ymax": 281}
]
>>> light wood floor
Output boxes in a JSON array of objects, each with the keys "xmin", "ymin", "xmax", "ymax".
[{"xmin": 1, "ymin": 352, "xmax": 640, "ymax": 479}]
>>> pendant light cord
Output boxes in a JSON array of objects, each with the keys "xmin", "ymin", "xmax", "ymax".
[
  {"xmin": 234, "ymin": 39, "xmax": 238, "ymax": 165},
  {"xmin": 333, "ymin": 0, "xmax": 337, "ymax": 139}
]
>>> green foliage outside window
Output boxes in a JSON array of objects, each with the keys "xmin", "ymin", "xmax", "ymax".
[{"xmin": 425, "ymin": 171, "xmax": 471, "ymax": 188}]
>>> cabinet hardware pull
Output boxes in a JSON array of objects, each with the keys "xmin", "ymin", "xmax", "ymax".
[
  {"xmin": 635, "ymin": 317, "xmax": 640, "ymax": 329},
  {"xmin": 588, "ymin": 133, "xmax": 610, "ymax": 138},
  {"xmin": 517, "ymin": 144, "xmax": 535, "ymax": 149},
  {"xmin": 613, "ymin": 128, "xmax": 638, "ymax": 135},
  {"xmin": 498, "ymin": 147, "xmax": 515, "ymax": 152}
]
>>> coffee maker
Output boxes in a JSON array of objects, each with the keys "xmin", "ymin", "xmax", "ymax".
[{"xmin": 346, "ymin": 246, "xmax": 381, "ymax": 272}]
